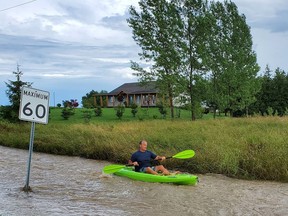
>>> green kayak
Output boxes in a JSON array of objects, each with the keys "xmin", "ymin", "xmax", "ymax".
[{"xmin": 114, "ymin": 167, "xmax": 198, "ymax": 185}]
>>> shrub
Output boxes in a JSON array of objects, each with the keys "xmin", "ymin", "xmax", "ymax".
[
  {"xmin": 94, "ymin": 106, "xmax": 102, "ymax": 117},
  {"xmin": 115, "ymin": 105, "xmax": 125, "ymax": 119},
  {"xmin": 61, "ymin": 108, "xmax": 74, "ymax": 120},
  {"xmin": 157, "ymin": 103, "xmax": 167, "ymax": 118},
  {"xmin": 82, "ymin": 110, "xmax": 92, "ymax": 123},
  {"xmin": 130, "ymin": 103, "xmax": 138, "ymax": 117}
]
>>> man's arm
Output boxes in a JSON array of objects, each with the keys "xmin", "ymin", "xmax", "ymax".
[{"xmin": 128, "ymin": 155, "xmax": 139, "ymax": 166}]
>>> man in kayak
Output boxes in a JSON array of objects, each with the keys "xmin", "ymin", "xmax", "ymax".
[{"xmin": 128, "ymin": 140, "xmax": 170, "ymax": 175}]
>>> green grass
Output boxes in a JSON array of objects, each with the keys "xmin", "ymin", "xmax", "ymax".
[
  {"xmin": 0, "ymin": 108, "xmax": 287, "ymax": 182},
  {"xmin": 48, "ymin": 107, "xmax": 185, "ymax": 123},
  {"xmin": 48, "ymin": 107, "xmax": 226, "ymax": 124}
]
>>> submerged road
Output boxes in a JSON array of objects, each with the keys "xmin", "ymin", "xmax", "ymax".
[{"xmin": 0, "ymin": 145, "xmax": 287, "ymax": 216}]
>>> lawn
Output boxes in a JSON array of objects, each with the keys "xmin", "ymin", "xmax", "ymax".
[{"xmin": 48, "ymin": 106, "xmax": 225, "ymax": 124}]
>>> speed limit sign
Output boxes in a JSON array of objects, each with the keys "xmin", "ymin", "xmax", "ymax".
[{"xmin": 19, "ymin": 86, "xmax": 50, "ymax": 124}]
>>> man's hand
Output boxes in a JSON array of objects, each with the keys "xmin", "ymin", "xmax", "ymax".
[
  {"xmin": 128, "ymin": 160, "xmax": 139, "ymax": 166},
  {"xmin": 132, "ymin": 161, "xmax": 139, "ymax": 166},
  {"xmin": 156, "ymin": 156, "xmax": 166, "ymax": 161}
]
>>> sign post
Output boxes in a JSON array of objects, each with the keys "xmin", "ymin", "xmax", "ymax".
[
  {"xmin": 23, "ymin": 121, "xmax": 35, "ymax": 192},
  {"xmin": 19, "ymin": 86, "xmax": 50, "ymax": 192}
]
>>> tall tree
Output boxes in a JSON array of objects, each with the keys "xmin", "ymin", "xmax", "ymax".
[
  {"xmin": 271, "ymin": 68, "xmax": 288, "ymax": 116},
  {"xmin": 4, "ymin": 64, "xmax": 32, "ymax": 122},
  {"xmin": 174, "ymin": 0, "xmax": 209, "ymax": 120},
  {"xmin": 128, "ymin": 0, "xmax": 183, "ymax": 118},
  {"xmin": 255, "ymin": 65, "xmax": 273, "ymax": 115},
  {"xmin": 253, "ymin": 65, "xmax": 288, "ymax": 116},
  {"xmin": 204, "ymin": 0, "xmax": 260, "ymax": 116}
]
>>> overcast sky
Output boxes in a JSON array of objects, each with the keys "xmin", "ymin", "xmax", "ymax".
[{"xmin": 1, "ymin": 0, "xmax": 288, "ymax": 106}]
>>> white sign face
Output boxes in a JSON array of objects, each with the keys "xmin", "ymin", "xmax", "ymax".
[{"xmin": 19, "ymin": 86, "xmax": 50, "ymax": 124}]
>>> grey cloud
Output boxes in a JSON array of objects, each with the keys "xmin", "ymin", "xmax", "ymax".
[
  {"xmin": 101, "ymin": 12, "xmax": 131, "ymax": 31},
  {"xmin": 0, "ymin": 33, "xmax": 136, "ymax": 67},
  {"xmin": 246, "ymin": 9, "xmax": 288, "ymax": 33},
  {"xmin": 57, "ymin": 2, "xmax": 96, "ymax": 24},
  {"xmin": 0, "ymin": 33, "xmax": 138, "ymax": 87}
]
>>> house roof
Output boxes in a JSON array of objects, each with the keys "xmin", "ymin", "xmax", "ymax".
[{"xmin": 109, "ymin": 82, "xmax": 158, "ymax": 95}]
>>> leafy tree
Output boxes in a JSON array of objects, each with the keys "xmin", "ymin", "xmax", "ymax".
[
  {"xmin": 204, "ymin": 1, "xmax": 260, "ymax": 117},
  {"xmin": 2, "ymin": 65, "xmax": 32, "ymax": 122},
  {"xmin": 253, "ymin": 66, "xmax": 288, "ymax": 116},
  {"xmin": 254, "ymin": 65, "xmax": 273, "ymax": 115},
  {"xmin": 270, "ymin": 68, "xmax": 288, "ymax": 116},
  {"xmin": 128, "ymin": 0, "xmax": 183, "ymax": 118},
  {"xmin": 82, "ymin": 90, "xmax": 108, "ymax": 108},
  {"xmin": 62, "ymin": 99, "xmax": 79, "ymax": 108},
  {"xmin": 174, "ymin": 0, "xmax": 210, "ymax": 120}
]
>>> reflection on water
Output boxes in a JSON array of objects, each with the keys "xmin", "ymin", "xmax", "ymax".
[{"xmin": 0, "ymin": 145, "xmax": 287, "ymax": 216}]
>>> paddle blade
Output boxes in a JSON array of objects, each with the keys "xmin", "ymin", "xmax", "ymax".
[
  {"xmin": 103, "ymin": 164, "xmax": 125, "ymax": 174},
  {"xmin": 172, "ymin": 150, "xmax": 195, "ymax": 159}
]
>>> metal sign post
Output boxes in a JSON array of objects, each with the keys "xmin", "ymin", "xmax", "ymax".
[
  {"xmin": 23, "ymin": 122, "xmax": 35, "ymax": 192},
  {"xmin": 19, "ymin": 86, "xmax": 50, "ymax": 192}
]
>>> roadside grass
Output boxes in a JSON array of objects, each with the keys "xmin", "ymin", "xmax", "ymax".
[{"xmin": 0, "ymin": 108, "xmax": 287, "ymax": 182}]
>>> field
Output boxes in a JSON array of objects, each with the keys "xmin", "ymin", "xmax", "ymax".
[{"xmin": 0, "ymin": 107, "xmax": 287, "ymax": 182}]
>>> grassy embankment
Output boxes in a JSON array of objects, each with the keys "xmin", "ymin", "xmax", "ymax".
[{"xmin": 0, "ymin": 107, "xmax": 287, "ymax": 182}]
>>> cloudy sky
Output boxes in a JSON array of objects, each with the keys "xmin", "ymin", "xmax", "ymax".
[{"xmin": 1, "ymin": 0, "xmax": 288, "ymax": 106}]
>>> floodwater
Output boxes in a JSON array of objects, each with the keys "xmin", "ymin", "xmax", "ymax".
[{"xmin": 0, "ymin": 145, "xmax": 287, "ymax": 216}]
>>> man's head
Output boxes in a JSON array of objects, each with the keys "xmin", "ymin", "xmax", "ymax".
[{"xmin": 139, "ymin": 140, "xmax": 147, "ymax": 152}]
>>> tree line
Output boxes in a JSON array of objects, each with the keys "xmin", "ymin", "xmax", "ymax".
[
  {"xmin": 2, "ymin": 64, "xmax": 287, "ymax": 122},
  {"xmin": 252, "ymin": 66, "xmax": 288, "ymax": 117},
  {"xmin": 128, "ymin": 0, "xmax": 259, "ymax": 120}
]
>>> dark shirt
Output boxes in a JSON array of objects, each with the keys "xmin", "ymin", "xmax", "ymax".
[{"xmin": 130, "ymin": 150, "xmax": 157, "ymax": 172}]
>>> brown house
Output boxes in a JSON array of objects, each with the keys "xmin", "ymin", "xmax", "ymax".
[{"xmin": 94, "ymin": 82, "xmax": 159, "ymax": 107}]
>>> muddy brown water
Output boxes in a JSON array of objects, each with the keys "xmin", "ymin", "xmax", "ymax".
[{"xmin": 0, "ymin": 145, "xmax": 287, "ymax": 216}]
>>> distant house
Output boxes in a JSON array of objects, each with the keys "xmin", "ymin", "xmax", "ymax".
[{"xmin": 93, "ymin": 82, "xmax": 159, "ymax": 107}]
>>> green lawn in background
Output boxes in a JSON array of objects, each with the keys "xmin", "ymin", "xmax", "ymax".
[{"xmin": 48, "ymin": 107, "xmax": 226, "ymax": 124}]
